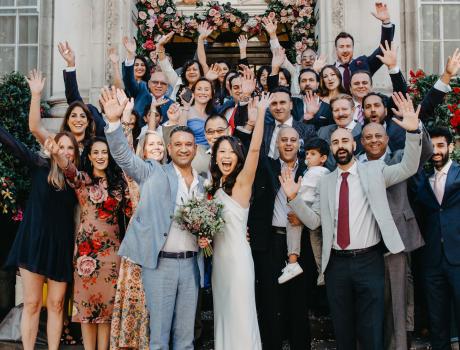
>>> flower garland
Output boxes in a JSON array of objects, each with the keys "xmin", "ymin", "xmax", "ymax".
[{"xmin": 136, "ymin": 0, "xmax": 317, "ymax": 62}]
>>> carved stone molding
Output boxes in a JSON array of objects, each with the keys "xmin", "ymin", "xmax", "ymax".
[{"xmin": 331, "ymin": 0, "xmax": 344, "ymax": 35}]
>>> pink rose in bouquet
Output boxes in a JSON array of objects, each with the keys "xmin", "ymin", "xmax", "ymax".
[{"xmin": 138, "ymin": 11, "xmax": 147, "ymax": 20}]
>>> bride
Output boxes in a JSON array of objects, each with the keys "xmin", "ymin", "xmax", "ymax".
[{"xmin": 207, "ymin": 92, "xmax": 270, "ymax": 350}]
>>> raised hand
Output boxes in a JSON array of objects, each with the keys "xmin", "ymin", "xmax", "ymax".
[
  {"xmin": 26, "ymin": 69, "xmax": 46, "ymax": 96},
  {"xmin": 57, "ymin": 41, "xmax": 75, "ymax": 67},
  {"xmin": 157, "ymin": 32, "xmax": 174, "ymax": 48},
  {"xmin": 44, "ymin": 136, "xmax": 60, "ymax": 157},
  {"xmin": 237, "ymin": 35, "xmax": 248, "ymax": 50},
  {"xmin": 108, "ymin": 47, "xmax": 119, "ymax": 64},
  {"xmin": 258, "ymin": 92, "xmax": 271, "ymax": 114},
  {"xmin": 376, "ymin": 40, "xmax": 397, "ymax": 70},
  {"xmin": 247, "ymin": 97, "xmax": 258, "ymax": 125},
  {"xmin": 205, "ymin": 63, "xmax": 221, "ymax": 81},
  {"xmin": 371, "ymin": 2, "xmax": 391, "ymax": 23},
  {"xmin": 391, "ymin": 92, "xmax": 420, "ymax": 131},
  {"xmin": 197, "ymin": 22, "xmax": 213, "ymax": 40},
  {"xmin": 99, "ymin": 86, "xmax": 128, "ymax": 123},
  {"xmin": 304, "ymin": 91, "xmax": 320, "ymax": 119},
  {"xmin": 278, "ymin": 166, "xmax": 301, "ymax": 201},
  {"xmin": 444, "ymin": 48, "xmax": 460, "ymax": 76},
  {"xmin": 312, "ymin": 54, "xmax": 327, "ymax": 73},
  {"xmin": 262, "ymin": 17, "xmax": 278, "ymax": 39},
  {"xmin": 122, "ymin": 36, "xmax": 136, "ymax": 58},
  {"xmin": 241, "ymin": 66, "xmax": 256, "ymax": 97},
  {"xmin": 271, "ymin": 47, "xmax": 286, "ymax": 69},
  {"xmin": 122, "ymin": 97, "xmax": 135, "ymax": 119},
  {"xmin": 167, "ymin": 102, "xmax": 181, "ymax": 124},
  {"xmin": 151, "ymin": 97, "xmax": 168, "ymax": 108}
]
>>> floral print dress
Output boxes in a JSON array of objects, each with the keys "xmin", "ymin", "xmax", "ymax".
[{"xmin": 65, "ymin": 165, "xmax": 128, "ymax": 324}]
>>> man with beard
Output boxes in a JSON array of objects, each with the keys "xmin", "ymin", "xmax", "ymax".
[
  {"xmin": 248, "ymin": 125, "xmax": 313, "ymax": 349},
  {"xmin": 278, "ymin": 96, "xmax": 423, "ymax": 349},
  {"xmin": 362, "ymin": 48, "xmax": 460, "ymax": 152},
  {"xmin": 317, "ymin": 94, "xmax": 363, "ymax": 169},
  {"xmin": 412, "ymin": 127, "xmax": 460, "ymax": 350},
  {"xmin": 359, "ymin": 121, "xmax": 432, "ymax": 349}
]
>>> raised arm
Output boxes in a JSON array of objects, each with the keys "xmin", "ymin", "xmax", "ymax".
[
  {"xmin": 26, "ymin": 69, "xmax": 51, "ymax": 145},
  {"xmin": 197, "ymin": 22, "xmax": 212, "ymax": 74},
  {"xmin": 121, "ymin": 37, "xmax": 142, "ymax": 98},
  {"xmin": 157, "ymin": 32, "xmax": 180, "ymax": 87},
  {"xmin": 100, "ymin": 86, "xmax": 157, "ymax": 184},
  {"xmin": 237, "ymin": 35, "xmax": 249, "ymax": 66},
  {"xmin": 383, "ymin": 92, "xmax": 423, "ymax": 187},
  {"xmin": 0, "ymin": 125, "xmax": 44, "ymax": 168},
  {"xmin": 233, "ymin": 92, "xmax": 269, "ymax": 206},
  {"xmin": 58, "ymin": 41, "xmax": 84, "ymax": 104},
  {"xmin": 108, "ymin": 47, "xmax": 124, "ymax": 90}
]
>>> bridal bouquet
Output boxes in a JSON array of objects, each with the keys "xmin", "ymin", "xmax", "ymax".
[{"xmin": 174, "ymin": 195, "xmax": 225, "ymax": 257}]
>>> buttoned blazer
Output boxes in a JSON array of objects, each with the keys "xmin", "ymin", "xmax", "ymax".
[
  {"xmin": 105, "ymin": 125, "xmax": 205, "ymax": 284},
  {"xmin": 289, "ymin": 132, "xmax": 423, "ymax": 273}
]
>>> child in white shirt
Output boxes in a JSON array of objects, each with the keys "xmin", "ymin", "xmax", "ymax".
[{"xmin": 279, "ymin": 138, "xmax": 330, "ymax": 285}]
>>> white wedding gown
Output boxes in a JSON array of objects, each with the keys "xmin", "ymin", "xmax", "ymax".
[{"xmin": 212, "ymin": 189, "xmax": 262, "ymax": 350}]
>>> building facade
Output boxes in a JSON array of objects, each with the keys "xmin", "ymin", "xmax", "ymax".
[{"xmin": 0, "ymin": 0, "xmax": 459, "ymax": 125}]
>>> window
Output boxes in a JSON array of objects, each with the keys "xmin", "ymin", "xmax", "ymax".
[
  {"xmin": 0, "ymin": 0, "xmax": 39, "ymax": 76},
  {"xmin": 418, "ymin": 0, "xmax": 460, "ymax": 74}
]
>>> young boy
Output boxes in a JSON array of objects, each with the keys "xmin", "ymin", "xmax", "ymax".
[{"xmin": 278, "ymin": 138, "xmax": 330, "ymax": 285}]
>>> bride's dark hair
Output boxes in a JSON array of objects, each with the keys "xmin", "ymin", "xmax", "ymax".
[{"xmin": 209, "ymin": 136, "xmax": 245, "ymax": 196}]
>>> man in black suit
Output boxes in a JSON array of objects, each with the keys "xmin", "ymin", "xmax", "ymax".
[
  {"xmin": 262, "ymin": 87, "xmax": 316, "ymax": 158},
  {"xmin": 335, "ymin": 2, "xmax": 395, "ymax": 92},
  {"xmin": 249, "ymin": 125, "xmax": 313, "ymax": 350},
  {"xmin": 412, "ymin": 125, "xmax": 460, "ymax": 350}
]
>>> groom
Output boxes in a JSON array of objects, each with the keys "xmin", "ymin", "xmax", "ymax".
[{"xmin": 101, "ymin": 87, "xmax": 206, "ymax": 349}]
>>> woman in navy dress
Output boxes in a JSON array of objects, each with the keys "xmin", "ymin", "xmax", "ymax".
[{"xmin": 3, "ymin": 71, "xmax": 80, "ymax": 350}]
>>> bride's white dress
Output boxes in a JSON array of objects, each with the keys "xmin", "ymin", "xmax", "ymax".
[{"xmin": 212, "ymin": 189, "xmax": 262, "ymax": 350}]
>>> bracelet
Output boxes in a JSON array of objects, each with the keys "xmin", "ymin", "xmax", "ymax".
[{"xmin": 246, "ymin": 122, "xmax": 255, "ymax": 127}]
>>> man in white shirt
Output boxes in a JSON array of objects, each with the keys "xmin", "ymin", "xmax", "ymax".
[{"xmin": 280, "ymin": 97, "xmax": 423, "ymax": 348}]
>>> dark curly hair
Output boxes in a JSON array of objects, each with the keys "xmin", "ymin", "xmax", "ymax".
[
  {"xmin": 209, "ymin": 136, "xmax": 245, "ymax": 196},
  {"xmin": 180, "ymin": 59, "xmax": 204, "ymax": 87},
  {"xmin": 81, "ymin": 137, "xmax": 126, "ymax": 197}
]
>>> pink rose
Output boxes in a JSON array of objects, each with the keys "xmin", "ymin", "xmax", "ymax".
[
  {"xmin": 88, "ymin": 185, "xmax": 107, "ymax": 204},
  {"xmin": 165, "ymin": 6, "xmax": 173, "ymax": 14},
  {"xmin": 157, "ymin": 0, "xmax": 165, "ymax": 5},
  {"xmin": 209, "ymin": 8, "xmax": 217, "ymax": 17},
  {"xmin": 138, "ymin": 11, "xmax": 147, "ymax": 20},
  {"xmin": 295, "ymin": 41, "xmax": 302, "ymax": 50},
  {"xmin": 148, "ymin": 9, "xmax": 155, "ymax": 16},
  {"xmin": 76, "ymin": 255, "xmax": 97, "ymax": 277},
  {"xmin": 229, "ymin": 14, "xmax": 236, "ymax": 22},
  {"xmin": 163, "ymin": 21, "xmax": 171, "ymax": 29},
  {"xmin": 146, "ymin": 17, "xmax": 157, "ymax": 28}
]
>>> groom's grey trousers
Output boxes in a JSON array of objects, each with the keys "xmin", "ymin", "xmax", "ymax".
[{"xmin": 142, "ymin": 256, "xmax": 200, "ymax": 350}]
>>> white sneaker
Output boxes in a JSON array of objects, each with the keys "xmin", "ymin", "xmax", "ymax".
[{"xmin": 278, "ymin": 262, "xmax": 303, "ymax": 284}]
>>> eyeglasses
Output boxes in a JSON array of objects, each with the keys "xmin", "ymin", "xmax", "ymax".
[
  {"xmin": 302, "ymin": 55, "xmax": 316, "ymax": 60},
  {"xmin": 150, "ymin": 80, "xmax": 168, "ymax": 86},
  {"xmin": 205, "ymin": 126, "xmax": 229, "ymax": 136}
]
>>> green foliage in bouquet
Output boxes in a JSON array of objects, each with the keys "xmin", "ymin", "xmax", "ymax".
[{"xmin": 0, "ymin": 72, "xmax": 44, "ymax": 220}]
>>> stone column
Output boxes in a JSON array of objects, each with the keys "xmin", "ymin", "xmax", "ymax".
[{"xmin": 317, "ymin": 0, "xmax": 402, "ymax": 93}]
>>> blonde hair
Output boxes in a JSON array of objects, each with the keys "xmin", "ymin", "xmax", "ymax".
[
  {"xmin": 136, "ymin": 130, "xmax": 167, "ymax": 163},
  {"xmin": 48, "ymin": 132, "xmax": 80, "ymax": 190}
]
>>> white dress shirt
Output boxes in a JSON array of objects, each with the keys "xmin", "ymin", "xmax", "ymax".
[
  {"xmin": 358, "ymin": 149, "xmax": 389, "ymax": 163},
  {"xmin": 429, "ymin": 159, "xmax": 452, "ymax": 201},
  {"xmin": 268, "ymin": 117, "xmax": 293, "ymax": 159},
  {"xmin": 162, "ymin": 165, "xmax": 201, "ymax": 253},
  {"xmin": 344, "ymin": 119, "xmax": 357, "ymax": 132},
  {"xmin": 272, "ymin": 160, "xmax": 298, "ymax": 228},
  {"xmin": 299, "ymin": 166, "xmax": 330, "ymax": 206},
  {"xmin": 333, "ymin": 162, "xmax": 381, "ymax": 250}
]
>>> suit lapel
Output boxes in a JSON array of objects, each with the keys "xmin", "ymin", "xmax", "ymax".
[
  {"xmin": 356, "ymin": 162, "xmax": 369, "ymax": 195},
  {"xmin": 268, "ymin": 158, "xmax": 281, "ymax": 194},
  {"xmin": 264, "ymin": 122, "xmax": 275, "ymax": 155},
  {"xmin": 443, "ymin": 162, "xmax": 460, "ymax": 204},
  {"xmin": 164, "ymin": 163, "xmax": 179, "ymax": 214},
  {"xmin": 328, "ymin": 170, "xmax": 338, "ymax": 220}
]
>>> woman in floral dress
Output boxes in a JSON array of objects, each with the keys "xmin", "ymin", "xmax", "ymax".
[
  {"xmin": 110, "ymin": 130, "xmax": 166, "ymax": 350},
  {"xmin": 46, "ymin": 135, "xmax": 129, "ymax": 350}
]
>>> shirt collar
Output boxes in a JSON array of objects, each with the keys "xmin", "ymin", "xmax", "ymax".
[
  {"xmin": 275, "ymin": 116, "xmax": 293, "ymax": 127},
  {"xmin": 280, "ymin": 158, "xmax": 299, "ymax": 172},
  {"xmin": 172, "ymin": 164, "xmax": 199, "ymax": 182},
  {"xmin": 337, "ymin": 160, "xmax": 357, "ymax": 176},
  {"xmin": 359, "ymin": 148, "xmax": 389, "ymax": 163},
  {"xmin": 435, "ymin": 159, "xmax": 453, "ymax": 177},
  {"xmin": 345, "ymin": 119, "xmax": 357, "ymax": 131}
]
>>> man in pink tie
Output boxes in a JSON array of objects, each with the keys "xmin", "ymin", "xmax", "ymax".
[
  {"xmin": 412, "ymin": 125, "xmax": 460, "ymax": 350},
  {"xmin": 278, "ymin": 95, "xmax": 423, "ymax": 349}
]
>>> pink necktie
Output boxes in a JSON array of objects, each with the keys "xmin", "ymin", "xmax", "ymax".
[{"xmin": 433, "ymin": 172, "xmax": 444, "ymax": 205}]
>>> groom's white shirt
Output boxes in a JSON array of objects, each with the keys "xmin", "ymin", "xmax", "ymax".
[{"xmin": 162, "ymin": 165, "xmax": 200, "ymax": 253}]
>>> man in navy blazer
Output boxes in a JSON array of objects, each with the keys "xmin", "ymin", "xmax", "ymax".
[
  {"xmin": 412, "ymin": 127, "xmax": 460, "ymax": 350},
  {"xmin": 334, "ymin": 2, "xmax": 395, "ymax": 92}
]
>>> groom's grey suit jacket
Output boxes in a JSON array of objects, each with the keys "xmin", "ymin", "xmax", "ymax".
[
  {"xmin": 105, "ymin": 124, "xmax": 205, "ymax": 285},
  {"xmin": 289, "ymin": 132, "xmax": 423, "ymax": 273}
]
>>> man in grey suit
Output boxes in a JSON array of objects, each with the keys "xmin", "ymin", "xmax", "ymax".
[
  {"xmin": 100, "ymin": 87, "xmax": 207, "ymax": 350},
  {"xmin": 278, "ymin": 96, "xmax": 423, "ymax": 349},
  {"xmin": 317, "ymin": 94, "xmax": 363, "ymax": 170},
  {"xmin": 359, "ymin": 121, "xmax": 432, "ymax": 350}
]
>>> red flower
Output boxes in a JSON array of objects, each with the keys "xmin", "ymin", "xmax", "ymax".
[
  {"xmin": 92, "ymin": 239, "xmax": 102, "ymax": 252},
  {"xmin": 103, "ymin": 197, "xmax": 118, "ymax": 212},
  {"xmin": 415, "ymin": 69, "xmax": 425, "ymax": 78},
  {"xmin": 453, "ymin": 87, "xmax": 460, "ymax": 94},
  {"xmin": 409, "ymin": 70, "xmax": 415, "ymax": 78},
  {"xmin": 98, "ymin": 207, "xmax": 111, "ymax": 220},
  {"xmin": 448, "ymin": 104, "xmax": 455, "ymax": 113},
  {"xmin": 79, "ymin": 241, "xmax": 92, "ymax": 256},
  {"xmin": 143, "ymin": 39, "xmax": 155, "ymax": 51}
]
